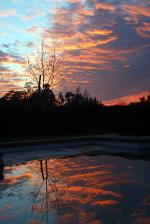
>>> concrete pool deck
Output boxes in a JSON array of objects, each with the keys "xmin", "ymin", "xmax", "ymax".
[
  {"xmin": 1, "ymin": 134, "xmax": 150, "ymax": 146},
  {"xmin": 0, "ymin": 135, "xmax": 150, "ymax": 157}
]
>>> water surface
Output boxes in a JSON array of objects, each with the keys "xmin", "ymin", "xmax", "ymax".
[{"xmin": 0, "ymin": 151, "xmax": 150, "ymax": 224}]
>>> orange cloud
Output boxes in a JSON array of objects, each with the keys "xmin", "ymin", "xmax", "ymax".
[
  {"xmin": 92, "ymin": 199, "xmax": 118, "ymax": 206},
  {"xmin": 95, "ymin": 2, "xmax": 115, "ymax": 13},
  {"xmin": 1, "ymin": 0, "xmax": 148, "ymax": 99},
  {"xmin": 87, "ymin": 29, "xmax": 113, "ymax": 36},
  {"xmin": 122, "ymin": 4, "xmax": 150, "ymax": 22},
  {"xmin": 42, "ymin": 1, "xmax": 150, "ymax": 97},
  {"xmin": 136, "ymin": 22, "xmax": 150, "ymax": 38},
  {"xmin": 104, "ymin": 90, "xmax": 150, "ymax": 106}
]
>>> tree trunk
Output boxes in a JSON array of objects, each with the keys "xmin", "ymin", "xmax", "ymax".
[{"xmin": 38, "ymin": 75, "xmax": 42, "ymax": 93}]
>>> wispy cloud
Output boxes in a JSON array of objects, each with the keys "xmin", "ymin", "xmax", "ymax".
[
  {"xmin": 11, "ymin": 0, "xmax": 19, "ymax": 3},
  {"xmin": 0, "ymin": 50, "xmax": 24, "ymax": 65},
  {"xmin": 0, "ymin": 9, "xmax": 16, "ymax": 17},
  {"xmin": 0, "ymin": 32, "xmax": 7, "ymax": 37},
  {"xmin": 20, "ymin": 9, "xmax": 45, "ymax": 21}
]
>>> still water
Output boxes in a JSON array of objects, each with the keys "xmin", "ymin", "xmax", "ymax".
[{"xmin": 0, "ymin": 150, "xmax": 150, "ymax": 224}]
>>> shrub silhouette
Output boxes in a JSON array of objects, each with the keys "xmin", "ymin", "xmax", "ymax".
[{"xmin": 0, "ymin": 89, "xmax": 150, "ymax": 138}]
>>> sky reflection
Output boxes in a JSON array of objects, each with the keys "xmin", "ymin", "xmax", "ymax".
[{"xmin": 0, "ymin": 154, "xmax": 150, "ymax": 224}]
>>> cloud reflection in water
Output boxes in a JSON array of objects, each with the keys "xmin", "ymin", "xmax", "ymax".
[{"xmin": 0, "ymin": 154, "xmax": 150, "ymax": 224}]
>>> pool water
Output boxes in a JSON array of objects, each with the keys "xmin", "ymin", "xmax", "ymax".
[{"xmin": 0, "ymin": 152, "xmax": 150, "ymax": 224}]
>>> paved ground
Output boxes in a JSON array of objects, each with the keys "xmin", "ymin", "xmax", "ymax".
[{"xmin": 1, "ymin": 134, "xmax": 150, "ymax": 149}]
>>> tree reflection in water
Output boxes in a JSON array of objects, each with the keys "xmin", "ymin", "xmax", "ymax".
[{"xmin": 30, "ymin": 159, "xmax": 64, "ymax": 223}]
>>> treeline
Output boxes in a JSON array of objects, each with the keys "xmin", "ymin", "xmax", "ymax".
[{"xmin": 0, "ymin": 86, "xmax": 150, "ymax": 139}]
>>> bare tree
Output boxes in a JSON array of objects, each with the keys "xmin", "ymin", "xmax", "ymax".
[{"xmin": 26, "ymin": 41, "xmax": 61, "ymax": 93}]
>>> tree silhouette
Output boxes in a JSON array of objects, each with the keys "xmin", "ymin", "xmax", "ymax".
[
  {"xmin": 26, "ymin": 41, "xmax": 61, "ymax": 93},
  {"xmin": 64, "ymin": 88, "xmax": 99, "ymax": 106},
  {"xmin": 2, "ymin": 89, "xmax": 28, "ymax": 102}
]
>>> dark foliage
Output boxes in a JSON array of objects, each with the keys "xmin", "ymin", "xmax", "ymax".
[{"xmin": 0, "ymin": 88, "xmax": 150, "ymax": 140}]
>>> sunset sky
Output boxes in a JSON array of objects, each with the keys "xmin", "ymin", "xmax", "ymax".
[{"xmin": 0, "ymin": 0, "xmax": 150, "ymax": 102}]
